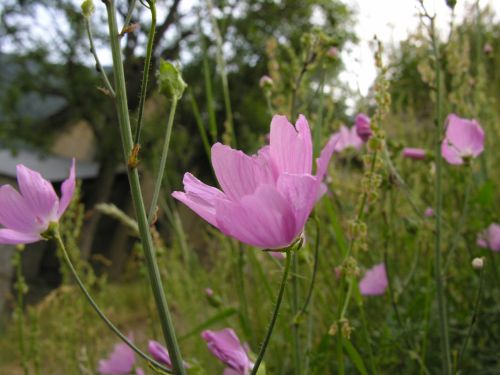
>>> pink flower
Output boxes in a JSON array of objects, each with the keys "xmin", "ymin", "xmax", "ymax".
[
  {"xmin": 148, "ymin": 340, "xmax": 172, "ymax": 368},
  {"xmin": 98, "ymin": 341, "xmax": 143, "ymax": 375},
  {"xmin": 402, "ymin": 147, "xmax": 426, "ymax": 160},
  {"xmin": 331, "ymin": 125, "xmax": 363, "ymax": 152},
  {"xmin": 259, "ymin": 75, "xmax": 273, "ymax": 88},
  {"xmin": 201, "ymin": 328, "xmax": 253, "ymax": 375},
  {"xmin": 483, "ymin": 43, "xmax": 493, "ymax": 55},
  {"xmin": 172, "ymin": 115, "xmax": 337, "ymax": 249},
  {"xmin": 0, "ymin": 160, "xmax": 75, "ymax": 244},
  {"xmin": 424, "ymin": 207, "xmax": 434, "ymax": 217},
  {"xmin": 441, "ymin": 114, "xmax": 484, "ymax": 165},
  {"xmin": 354, "ymin": 113, "xmax": 372, "ymax": 142},
  {"xmin": 477, "ymin": 223, "xmax": 500, "ymax": 252},
  {"xmin": 359, "ymin": 263, "xmax": 388, "ymax": 296},
  {"xmin": 327, "ymin": 46, "xmax": 339, "ymax": 59}
]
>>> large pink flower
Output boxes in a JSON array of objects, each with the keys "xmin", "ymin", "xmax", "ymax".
[
  {"xmin": 98, "ymin": 340, "xmax": 144, "ymax": 375},
  {"xmin": 441, "ymin": 114, "xmax": 484, "ymax": 165},
  {"xmin": 0, "ymin": 160, "xmax": 75, "ymax": 244},
  {"xmin": 172, "ymin": 115, "xmax": 336, "ymax": 249}
]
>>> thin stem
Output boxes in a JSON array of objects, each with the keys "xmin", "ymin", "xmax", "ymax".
[
  {"xmin": 430, "ymin": 12, "xmax": 452, "ymax": 374},
  {"xmin": 189, "ymin": 91, "xmax": 212, "ymax": 162},
  {"xmin": 458, "ymin": 266, "xmax": 484, "ymax": 369},
  {"xmin": 121, "ymin": 0, "xmax": 137, "ymax": 33},
  {"xmin": 148, "ymin": 97, "xmax": 178, "ymax": 223},
  {"xmin": 84, "ymin": 19, "xmax": 116, "ymax": 98},
  {"xmin": 340, "ymin": 278, "xmax": 354, "ymax": 319},
  {"xmin": 53, "ymin": 231, "xmax": 172, "ymax": 374},
  {"xmin": 358, "ymin": 299, "xmax": 377, "ymax": 375},
  {"xmin": 133, "ymin": 0, "xmax": 156, "ymax": 146},
  {"xmin": 251, "ymin": 250, "xmax": 293, "ymax": 375},
  {"xmin": 443, "ymin": 166, "xmax": 473, "ymax": 272},
  {"xmin": 234, "ymin": 242, "xmax": 253, "ymax": 345},
  {"xmin": 14, "ymin": 249, "xmax": 29, "ymax": 375},
  {"xmin": 291, "ymin": 251, "xmax": 302, "ymax": 375},
  {"xmin": 104, "ymin": 2, "xmax": 186, "ymax": 373}
]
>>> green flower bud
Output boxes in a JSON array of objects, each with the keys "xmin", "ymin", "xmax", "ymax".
[
  {"xmin": 81, "ymin": 0, "xmax": 95, "ymax": 18},
  {"xmin": 157, "ymin": 60, "xmax": 187, "ymax": 101}
]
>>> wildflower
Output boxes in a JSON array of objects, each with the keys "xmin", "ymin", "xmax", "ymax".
[
  {"xmin": 402, "ymin": 147, "xmax": 426, "ymax": 160},
  {"xmin": 359, "ymin": 263, "xmax": 388, "ymax": 296},
  {"xmin": 477, "ymin": 223, "xmax": 500, "ymax": 252},
  {"xmin": 424, "ymin": 207, "xmax": 434, "ymax": 217},
  {"xmin": 354, "ymin": 113, "xmax": 372, "ymax": 142},
  {"xmin": 148, "ymin": 340, "xmax": 172, "ymax": 368},
  {"xmin": 331, "ymin": 125, "xmax": 363, "ymax": 152},
  {"xmin": 327, "ymin": 46, "xmax": 339, "ymax": 59},
  {"xmin": 98, "ymin": 341, "xmax": 144, "ymax": 375},
  {"xmin": 441, "ymin": 114, "xmax": 484, "ymax": 165},
  {"xmin": 259, "ymin": 75, "xmax": 274, "ymax": 89},
  {"xmin": 483, "ymin": 43, "xmax": 493, "ymax": 55},
  {"xmin": 0, "ymin": 160, "xmax": 75, "ymax": 244},
  {"xmin": 471, "ymin": 257, "xmax": 485, "ymax": 270},
  {"xmin": 172, "ymin": 115, "xmax": 337, "ymax": 249},
  {"xmin": 201, "ymin": 328, "xmax": 253, "ymax": 375}
]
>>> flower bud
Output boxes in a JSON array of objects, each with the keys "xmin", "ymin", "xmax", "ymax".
[
  {"xmin": 355, "ymin": 113, "xmax": 372, "ymax": 142},
  {"xmin": 483, "ymin": 43, "xmax": 493, "ymax": 55},
  {"xmin": 471, "ymin": 257, "xmax": 484, "ymax": 270},
  {"xmin": 259, "ymin": 75, "xmax": 274, "ymax": 89},
  {"xmin": 81, "ymin": 0, "xmax": 95, "ymax": 18},
  {"xmin": 327, "ymin": 46, "xmax": 339, "ymax": 59},
  {"xmin": 157, "ymin": 60, "xmax": 187, "ymax": 101}
]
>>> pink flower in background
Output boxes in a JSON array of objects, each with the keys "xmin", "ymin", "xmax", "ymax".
[
  {"xmin": 424, "ymin": 207, "xmax": 434, "ymax": 217},
  {"xmin": 354, "ymin": 113, "xmax": 372, "ymax": 142},
  {"xmin": 402, "ymin": 147, "xmax": 426, "ymax": 160},
  {"xmin": 0, "ymin": 160, "xmax": 75, "ymax": 244},
  {"xmin": 148, "ymin": 340, "xmax": 172, "ymax": 368},
  {"xmin": 441, "ymin": 114, "xmax": 484, "ymax": 165},
  {"xmin": 477, "ymin": 223, "xmax": 500, "ymax": 252},
  {"xmin": 359, "ymin": 263, "xmax": 388, "ymax": 296},
  {"xmin": 259, "ymin": 75, "xmax": 273, "ymax": 88},
  {"xmin": 98, "ymin": 341, "xmax": 143, "ymax": 375},
  {"xmin": 202, "ymin": 328, "xmax": 253, "ymax": 375},
  {"xmin": 172, "ymin": 115, "xmax": 337, "ymax": 249},
  {"xmin": 331, "ymin": 125, "xmax": 363, "ymax": 152}
]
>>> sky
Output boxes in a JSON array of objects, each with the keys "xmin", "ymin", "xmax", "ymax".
[{"xmin": 340, "ymin": 0, "xmax": 500, "ymax": 99}]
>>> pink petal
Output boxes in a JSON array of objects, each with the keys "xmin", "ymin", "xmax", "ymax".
[
  {"xmin": 201, "ymin": 328, "xmax": 252, "ymax": 373},
  {"xmin": 223, "ymin": 368, "xmax": 244, "ymax": 375},
  {"xmin": 215, "ymin": 185, "xmax": 297, "ymax": 249},
  {"xmin": 57, "ymin": 159, "xmax": 76, "ymax": 218},
  {"xmin": 211, "ymin": 143, "xmax": 275, "ymax": 200},
  {"xmin": 172, "ymin": 173, "xmax": 226, "ymax": 227},
  {"xmin": 315, "ymin": 134, "xmax": 338, "ymax": 182},
  {"xmin": 359, "ymin": 263, "xmax": 388, "ymax": 296},
  {"xmin": 441, "ymin": 140, "xmax": 463, "ymax": 165},
  {"xmin": 443, "ymin": 114, "xmax": 485, "ymax": 163},
  {"xmin": 277, "ymin": 173, "xmax": 318, "ymax": 236},
  {"xmin": 0, "ymin": 228, "xmax": 41, "ymax": 245},
  {"xmin": 0, "ymin": 185, "xmax": 37, "ymax": 232},
  {"xmin": 16, "ymin": 164, "xmax": 58, "ymax": 223},
  {"xmin": 269, "ymin": 115, "xmax": 313, "ymax": 175},
  {"xmin": 477, "ymin": 223, "xmax": 500, "ymax": 251},
  {"xmin": 98, "ymin": 343, "xmax": 136, "ymax": 374}
]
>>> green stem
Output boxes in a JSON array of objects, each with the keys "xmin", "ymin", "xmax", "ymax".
[
  {"xmin": 121, "ymin": 0, "xmax": 137, "ymax": 33},
  {"xmin": 189, "ymin": 91, "xmax": 212, "ymax": 161},
  {"xmin": 431, "ymin": 14, "xmax": 452, "ymax": 374},
  {"xmin": 133, "ymin": 0, "xmax": 156, "ymax": 146},
  {"xmin": 358, "ymin": 299, "xmax": 377, "ymax": 375},
  {"xmin": 234, "ymin": 243, "xmax": 253, "ymax": 345},
  {"xmin": 291, "ymin": 251, "xmax": 302, "ymax": 375},
  {"xmin": 104, "ymin": 2, "xmax": 185, "ymax": 373},
  {"xmin": 251, "ymin": 250, "xmax": 293, "ymax": 375},
  {"xmin": 15, "ymin": 249, "xmax": 29, "ymax": 375},
  {"xmin": 53, "ymin": 231, "xmax": 171, "ymax": 373},
  {"xmin": 148, "ymin": 97, "xmax": 178, "ymax": 223},
  {"xmin": 458, "ymin": 266, "xmax": 484, "ymax": 369},
  {"xmin": 84, "ymin": 19, "xmax": 116, "ymax": 98}
]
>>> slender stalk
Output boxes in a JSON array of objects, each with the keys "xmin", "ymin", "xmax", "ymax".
[
  {"xmin": 148, "ymin": 97, "xmax": 178, "ymax": 223},
  {"xmin": 14, "ymin": 249, "xmax": 29, "ymax": 375},
  {"xmin": 251, "ymin": 250, "xmax": 293, "ymax": 375},
  {"xmin": 133, "ymin": 0, "xmax": 156, "ymax": 146},
  {"xmin": 291, "ymin": 251, "xmax": 302, "ymax": 375},
  {"xmin": 53, "ymin": 231, "xmax": 172, "ymax": 373},
  {"xmin": 189, "ymin": 91, "xmax": 212, "ymax": 161},
  {"xmin": 234, "ymin": 242, "xmax": 253, "ymax": 344},
  {"xmin": 430, "ymin": 12, "xmax": 452, "ymax": 374},
  {"xmin": 121, "ymin": 0, "xmax": 137, "ymax": 34},
  {"xmin": 104, "ymin": 2, "xmax": 186, "ymax": 373},
  {"xmin": 458, "ymin": 266, "xmax": 484, "ymax": 369},
  {"xmin": 358, "ymin": 299, "xmax": 377, "ymax": 375},
  {"xmin": 84, "ymin": 19, "xmax": 116, "ymax": 98}
]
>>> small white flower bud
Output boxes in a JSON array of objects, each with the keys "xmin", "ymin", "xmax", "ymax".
[{"xmin": 471, "ymin": 257, "xmax": 484, "ymax": 270}]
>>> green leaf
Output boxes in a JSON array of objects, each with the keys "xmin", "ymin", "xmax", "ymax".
[{"xmin": 343, "ymin": 339, "xmax": 368, "ymax": 375}]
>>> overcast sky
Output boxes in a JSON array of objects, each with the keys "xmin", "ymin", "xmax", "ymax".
[{"xmin": 340, "ymin": 0, "xmax": 500, "ymax": 99}]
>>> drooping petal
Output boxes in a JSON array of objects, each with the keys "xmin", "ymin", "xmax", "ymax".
[
  {"xmin": 57, "ymin": 158, "xmax": 76, "ymax": 218},
  {"xmin": 270, "ymin": 115, "xmax": 313, "ymax": 175},
  {"xmin": 215, "ymin": 185, "xmax": 296, "ymax": 249},
  {"xmin": 359, "ymin": 263, "xmax": 388, "ymax": 296},
  {"xmin": 16, "ymin": 164, "xmax": 58, "ymax": 223},
  {"xmin": 98, "ymin": 342, "xmax": 136, "ymax": 374},
  {"xmin": 148, "ymin": 340, "xmax": 172, "ymax": 368},
  {"xmin": 201, "ymin": 329, "xmax": 252, "ymax": 374},
  {"xmin": 315, "ymin": 134, "xmax": 338, "ymax": 182},
  {"xmin": 211, "ymin": 143, "xmax": 275, "ymax": 200},
  {"xmin": 0, "ymin": 185, "xmax": 36, "ymax": 232},
  {"xmin": 172, "ymin": 173, "xmax": 226, "ymax": 227},
  {"xmin": 0, "ymin": 228, "xmax": 41, "ymax": 245},
  {"xmin": 277, "ymin": 173, "xmax": 318, "ymax": 236}
]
